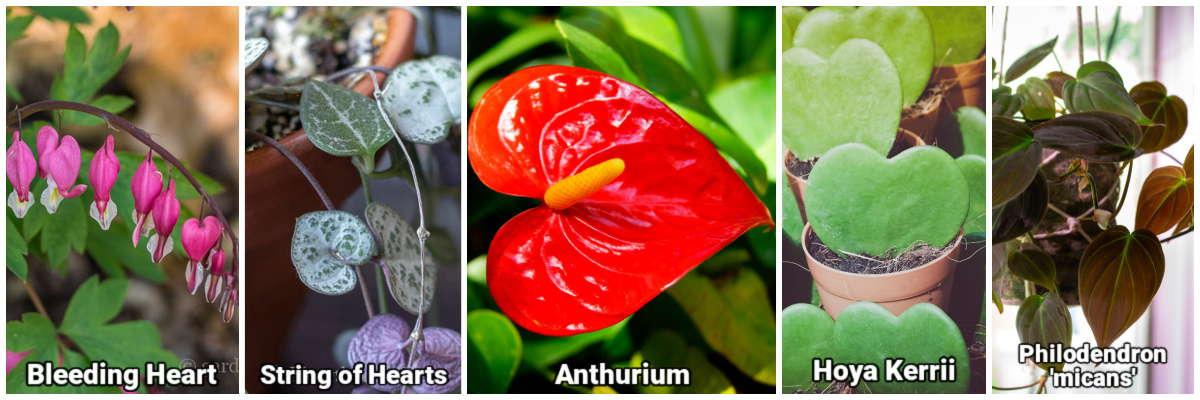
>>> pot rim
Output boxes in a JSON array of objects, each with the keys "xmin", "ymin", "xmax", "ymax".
[
  {"xmin": 933, "ymin": 51, "xmax": 987, "ymax": 70},
  {"xmin": 801, "ymin": 223, "xmax": 963, "ymax": 279},
  {"xmin": 783, "ymin": 150, "xmax": 811, "ymax": 183}
]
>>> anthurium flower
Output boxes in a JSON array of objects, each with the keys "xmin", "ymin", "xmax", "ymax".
[
  {"xmin": 205, "ymin": 248, "xmax": 227, "ymax": 303},
  {"xmin": 146, "ymin": 181, "xmax": 179, "ymax": 263},
  {"xmin": 468, "ymin": 66, "xmax": 773, "ymax": 336},
  {"xmin": 130, "ymin": 151, "xmax": 163, "ymax": 246},
  {"xmin": 39, "ymin": 132, "xmax": 88, "ymax": 214},
  {"xmin": 88, "ymin": 135, "xmax": 121, "ymax": 230},
  {"xmin": 182, "ymin": 216, "xmax": 221, "ymax": 294},
  {"xmin": 7, "ymin": 132, "xmax": 37, "ymax": 217}
]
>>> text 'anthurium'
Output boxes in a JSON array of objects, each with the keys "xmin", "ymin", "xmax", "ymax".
[{"xmin": 468, "ymin": 66, "xmax": 773, "ymax": 336}]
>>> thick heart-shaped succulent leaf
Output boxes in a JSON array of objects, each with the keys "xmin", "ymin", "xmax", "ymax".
[
  {"xmin": 1129, "ymin": 81, "xmax": 1188, "ymax": 153},
  {"xmin": 1004, "ymin": 36, "xmax": 1057, "ymax": 83},
  {"xmin": 992, "ymin": 170, "xmax": 1049, "ymax": 243},
  {"xmin": 781, "ymin": 303, "xmax": 834, "ymax": 392},
  {"xmin": 466, "ymin": 310, "xmax": 521, "ymax": 394},
  {"xmin": 1062, "ymin": 61, "xmax": 1154, "ymax": 124},
  {"xmin": 807, "ymin": 143, "xmax": 969, "ymax": 257},
  {"xmin": 412, "ymin": 327, "xmax": 462, "ymax": 394},
  {"xmin": 348, "ymin": 314, "xmax": 411, "ymax": 392},
  {"xmin": 833, "ymin": 302, "xmax": 969, "ymax": 394},
  {"xmin": 992, "ymin": 86, "xmax": 1026, "ymax": 117},
  {"xmin": 381, "ymin": 55, "xmax": 462, "ymax": 144},
  {"xmin": 955, "ymin": 106, "xmax": 986, "ymax": 157},
  {"xmin": 781, "ymin": 7, "xmax": 808, "ymax": 52},
  {"xmin": 1017, "ymin": 77, "xmax": 1056, "ymax": 120},
  {"xmin": 956, "ymin": 155, "xmax": 986, "ymax": 235},
  {"xmin": 782, "ymin": 185, "xmax": 805, "ymax": 245},
  {"xmin": 1045, "ymin": 71, "xmax": 1074, "ymax": 98},
  {"xmin": 290, "ymin": 211, "xmax": 375, "ymax": 295},
  {"xmin": 1006, "ymin": 249, "xmax": 1057, "ymax": 292},
  {"xmin": 1078, "ymin": 226, "xmax": 1165, "ymax": 348},
  {"xmin": 920, "ymin": 6, "xmax": 985, "ymax": 66},
  {"xmin": 1016, "ymin": 293, "xmax": 1072, "ymax": 371},
  {"xmin": 468, "ymin": 66, "xmax": 772, "ymax": 336},
  {"xmin": 299, "ymin": 80, "xmax": 392, "ymax": 157},
  {"xmin": 1032, "ymin": 110, "xmax": 1143, "ymax": 162},
  {"xmin": 365, "ymin": 202, "xmax": 437, "ymax": 314},
  {"xmin": 1135, "ymin": 166, "xmax": 1194, "ymax": 235},
  {"xmin": 242, "ymin": 38, "xmax": 268, "ymax": 72},
  {"xmin": 792, "ymin": 6, "xmax": 932, "ymax": 104},
  {"xmin": 993, "ymin": 115, "xmax": 1042, "ymax": 206},
  {"xmin": 782, "ymin": 39, "xmax": 900, "ymax": 160}
]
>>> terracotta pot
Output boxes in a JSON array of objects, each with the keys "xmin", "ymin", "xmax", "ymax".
[
  {"xmin": 898, "ymin": 92, "xmax": 943, "ymax": 144},
  {"xmin": 244, "ymin": 9, "xmax": 416, "ymax": 394},
  {"xmin": 886, "ymin": 127, "xmax": 926, "ymax": 158},
  {"xmin": 784, "ymin": 150, "xmax": 809, "ymax": 208},
  {"xmin": 802, "ymin": 224, "xmax": 962, "ymax": 319},
  {"xmin": 930, "ymin": 52, "xmax": 987, "ymax": 112}
]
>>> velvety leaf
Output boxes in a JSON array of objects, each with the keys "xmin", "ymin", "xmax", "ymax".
[
  {"xmin": 993, "ymin": 170, "xmax": 1048, "ymax": 243},
  {"xmin": 1134, "ymin": 166, "xmax": 1193, "ymax": 235},
  {"xmin": 957, "ymin": 155, "xmax": 986, "ymax": 235},
  {"xmin": 365, "ymin": 202, "xmax": 436, "ymax": 315},
  {"xmin": 58, "ymin": 276, "xmax": 178, "ymax": 374},
  {"xmin": 781, "ymin": 303, "xmax": 834, "ymax": 392},
  {"xmin": 466, "ymin": 310, "xmax": 521, "ymax": 394},
  {"xmin": 991, "ymin": 86, "xmax": 1026, "ymax": 118},
  {"xmin": 1062, "ymin": 61, "xmax": 1153, "ymax": 124},
  {"xmin": 955, "ymin": 106, "xmax": 986, "ymax": 157},
  {"xmin": 347, "ymin": 314, "xmax": 410, "ymax": 392},
  {"xmin": 242, "ymin": 37, "xmax": 268, "ymax": 72},
  {"xmin": 466, "ymin": 23, "xmax": 559, "ymax": 88},
  {"xmin": 710, "ymin": 73, "xmax": 777, "ymax": 181},
  {"xmin": 1004, "ymin": 36, "xmax": 1056, "ymax": 83},
  {"xmin": 1129, "ymin": 81, "xmax": 1188, "ymax": 153},
  {"xmin": 290, "ymin": 211, "xmax": 374, "ymax": 295},
  {"xmin": 631, "ymin": 330, "xmax": 734, "ymax": 394},
  {"xmin": 667, "ymin": 269, "xmax": 776, "ymax": 385},
  {"xmin": 1016, "ymin": 292, "xmax": 1072, "ymax": 371},
  {"xmin": 783, "ymin": 39, "xmax": 900, "ymax": 160},
  {"xmin": 1078, "ymin": 226, "xmax": 1165, "ymax": 348},
  {"xmin": 522, "ymin": 319, "xmax": 628, "ymax": 370},
  {"xmin": 808, "ymin": 144, "xmax": 969, "ymax": 257},
  {"xmin": 299, "ymin": 79, "xmax": 392, "ymax": 157},
  {"xmin": 833, "ymin": 302, "xmax": 969, "ymax": 394},
  {"xmin": 920, "ymin": 6, "xmax": 986, "ymax": 66},
  {"xmin": 1033, "ymin": 110, "xmax": 1143, "ymax": 162},
  {"xmin": 381, "ymin": 56, "xmax": 462, "ymax": 144},
  {"xmin": 1045, "ymin": 71, "xmax": 1074, "ymax": 98},
  {"xmin": 7, "ymin": 217, "xmax": 28, "ymax": 280},
  {"xmin": 1007, "ymin": 249, "xmax": 1057, "ymax": 292},
  {"xmin": 993, "ymin": 115, "xmax": 1042, "ymax": 206},
  {"xmin": 1017, "ymin": 77, "xmax": 1056, "ymax": 120}
]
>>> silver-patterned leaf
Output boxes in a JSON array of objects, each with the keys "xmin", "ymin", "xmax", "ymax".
[
  {"xmin": 347, "ymin": 314, "xmax": 410, "ymax": 392},
  {"xmin": 412, "ymin": 327, "xmax": 462, "ymax": 394},
  {"xmin": 290, "ymin": 211, "xmax": 375, "ymax": 295},
  {"xmin": 300, "ymin": 79, "xmax": 393, "ymax": 157},
  {"xmin": 381, "ymin": 55, "xmax": 462, "ymax": 144},
  {"xmin": 365, "ymin": 202, "xmax": 436, "ymax": 314},
  {"xmin": 243, "ymin": 38, "xmax": 268, "ymax": 72}
]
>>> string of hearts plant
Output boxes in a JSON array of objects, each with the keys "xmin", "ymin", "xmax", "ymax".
[
  {"xmin": 991, "ymin": 7, "xmax": 1193, "ymax": 394},
  {"xmin": 243, "ymin": 27, "xmax": 462, "ymax": 393}
]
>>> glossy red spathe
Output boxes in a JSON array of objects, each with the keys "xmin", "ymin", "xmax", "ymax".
[{"xmin": 469, "ymin": 65, "xmax": 772, "ymax": 336}]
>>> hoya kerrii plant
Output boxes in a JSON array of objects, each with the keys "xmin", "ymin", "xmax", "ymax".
[
  {"xmin": 991, "ymin": 7, "xmax": 1192, "ymax": 394},
  {"xmin": 467, "ymin": 6, "xmax": 777, "ymax": 394},
  {"xmin": 243, "ymin": 6, "xmax": 461, "ymax": 394},
  {"xmin": 7, "ymin": 7, "xmax": 236, "ymax": 393}
]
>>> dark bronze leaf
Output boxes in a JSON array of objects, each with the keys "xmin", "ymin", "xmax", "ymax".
[
  {"xmin": 1135, "ymin": 166, "xmax": 1194, "ymax": 235},
  {"xmin": 1130, "ymin": 81, "xmax": 1189, "ymax": 153},
  {"xmin": 993, "ymin": 116, "xmax": 1042, "ymax": 206},
  {"xmin": 1033, "ymin": 110, "xmax": 1143, "ymax": 162},
  {"xmin": 992, "ymin": 86, "xmax": 1025, "ymax": 117},
  {"xmin": 1004, "ymin": 36, "xmax": 1057, "ymax": 83},
  {"xmin": 1016, "ymin": 292, "xmax": 1072, "ymax": 372},
  {"xmin": 1078, "ymin": 226, "xmax": 1165, "ymax": 349},
  {"xmin": 1007, "ymin": 249, "xmax": 1056, "ymax": 292},
  {"xmin": 993, "ymin": 170, "xmax": 1048, "ymax": 243},
  {"xmin": 1045, "ymin": 71, "xmax": 1074, "ymax": 98}
]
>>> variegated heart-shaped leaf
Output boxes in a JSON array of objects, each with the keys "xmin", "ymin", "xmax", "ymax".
[
  {"xmin": 365, "ymin": 202, "xmax": 436, "ymax": 315},
  {"xmin": 290, "ymin": 211, "xmax": 375, "ymax": 295},
  {"xmin": 243, "ymin": 38, "xmax": 268, "ymax": 72},
  {"xmin": 300, "ymin": 80, "xmax": 392, "ymax": 157},
  {"xmin": 1078, "ymin": 226, "xmax": 1164, "ymax": 348},
  {"xmin": 1016, "ymin": 292, "xmax": 1072, "ymax": 371},
  {"xmin": 382, "ymin": 55, "xmax": 462, "ymax": 144}
]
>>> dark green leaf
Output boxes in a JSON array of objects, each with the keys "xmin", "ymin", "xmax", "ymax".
[
  {"xmin": 555, "ymin": 17, "xmax": 642, "ymax": 86},
  {"xmin": 1062, "ymin": 61, "xmax": 1153, "ymax": 124},
  {"xmin": 1004, "ymin": 36, "xmax": 1056, "ymax": 83},
  {"xmin": 991, "ymin": 86, "xmax": 1026, "ymax": 117},
  {"xmin": 710, "ymin": 73, "xmax": 776, "ymax": 181},
  {"xmin": 1129, "ymin": 81, "xmax": 1188, "ymax": 153},
  {"xmin": 666, "ymin": 99, "xmax": 769, "ymax": 195},
  {"xmin": 1016, "ymin": 292, "xmax": 1072, "ymax": 371},
  {"xmin": 992, "ymin": 170, "xmax": 1048, "ymax": 243},
  {"xmin": 42, "ymin": 198, "xmax": 88, "ymax": 273},
  {"xmin": 631, "ymin": 330, "xmax": 734, "ymax": 394},
  {"xmin": 466, "ymin": 23, "xmax": 559, "ymax": 88},
  {"xmin": 299, "ymin": 80, "xmax": 392, "ymax": 157},
  {"xmin": 665, "ymin": 6, "xmax": 719, "ymax": 90},
  {"xmin": 1006, "ymin": 249, "xmax": 1057, "ymax": 292},
  {"xmin": 26, "ymin": 6, "xmax": 91, "ymax": 24},
  {"xmin": 992, "ymin": 115, "xmax": 1042, "ymax": 206},
  {"xmin": 666, "ymin": 269, "xmax": 775, "ymax": 385},
  {"xmin": 1033, "ymin": 110, "xmax": 1143, "ymax": 162},
  {"xmin": 86, "ymin": 220, "xmax": 166, "ymax": 282},
  {"xmin": 6, "ymin": 313, "xmax": 60, "ymax": 393},
  {"xmin": 1078, "ymin": 226, "xmax": 1164, "ymax": 348},
  {"xmin": 466, "ymin": 309, "xmax": 521, "ymax": 394},
  {"xmin": 522, "ymin": 319, "xmax": 628, "ymax": 371},
  {"xmin": 1017, "ymin": 77, "xmax": 1056, "ymax": 120},
  {"xmin": 8, "ymin": 217, "xmax": 29, "ymax": 280},
  {"xmin": 58, "ymin": 276, "xmax": 178, "ymax": 374}
]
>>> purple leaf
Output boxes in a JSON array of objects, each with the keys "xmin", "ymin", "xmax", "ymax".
[
  {"xmin": 412, "ymin": 327, "xmax": 461, "ymax": 394},
  {"xmin": 347, "ymin": 314, "xmax": 410, "ymax": 392}
]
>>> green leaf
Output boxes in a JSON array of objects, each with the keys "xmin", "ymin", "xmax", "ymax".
[
  {"xmin": 1017, "ymin": 77, "xmax": 1056, "ymax": 120},
  {"xmin": 60, "ymin": 95, "xmax": 135, "ymax": 126},
  {"xmin": 522, "ymin": 318, "xmax": 629, "ymax": 371},
  {"xmin": 1032, "ymin": 110, "xmax": 1143, "ymax": 162},
  {"xmin": 1004, "ymin": 36, "xmax": 1056, "ymax": 83},
  {"xmin": 466, "ymin": 254, "xmax": 487, "ymax": 285},
  {"xmin": 1007, "ymin": 249, "xmax": 1057, "ymax": 292},
  {"xmin": 8, "ymin": 217, "xmax": 29, "ymax": 280},
  {"xmin": 50, "ymin": 23, "xmax": 131, "ymax": 123},
  {"xmin": 992, "ymin": 170, "xmax": 1049, "ymax": 243},
  {"xmin": 41, "ymin": 198, "xmax": 88, "ymax": 273},
  {"xmin": 1129, "ymin": 81, "xmax": 1188, "ymax": 153},
  {"xmin": 956, "ymin": 155, "xmax": 986, "ymax": 235},
  {"xmin": 710, "ymin": 73, "xmax": 777, "ymax": 181},
  {"xmin": 780, "ymin": 7, "xmax": 809, "ymax": 52},
  {"xmin": 6, "ymin": 82, "xmax": 24, "ymax": 103},
  {"xmin": 954, "ymin": 106, "xmax": 986, "ymax": 156},
  {"xmin": 1062, "ymin": 61, "xmax": 1153, "ymax": 124},
  {"xmin": 466, "ymin": 23, "xmax": 559, "ymax": 89},
  {"xmin": 781, "ymin": 303, "xmax": 834, "ymax": 392},
  {"xmin": 6, "ymin": 313, "xmax": 60, "ymax": 394},
  {"xmin": 614, "ymin": 7, "xmax": 688, "ymax": 71},
  {"xmin": 86, "ymin": 220, "xmax": 166, "ymax": 282},
  {"xmin": 381, "ymin": 55, "xmax": 461, "ymax": 144},
  {"xmin": 991, "ymin": 86, "xmax": 1026, "ymax": 118},
  {"xmin": 290, "ymin": 211, "xmax": 375, "ymax": 295},
  {"xmin": 467, "ymin": 309, "xmax": 522, "ymax": 394},
  {"xmin": 6, "ymin": 10, "xmax": 35, "ymax": 46},
  {"xmin": 1078, "ymin": 226, "xmax": 1165, "ymax": 348},
  {"xmin": 299, "ymin": 79, "xmax": 392, "ymax": 157},
  {"xmin": 665, "ymin": 6, "xmax": 719, "ymax": 90},
  {"xmin": 781, "ymin": 184, "xmax": 805, "ymax": 245},
  {"xmin": 58, "ymin": 276, "xmax": 178, "ymax": 374},
  {"xmin": 783, "ymin": 39, "xmax": 900, "ymax": 161},
  {"xmin": 243, "ymin": 37, "xmax": 269, "ymax": 72},
  {"xmin": 630, "ymin": 330, "xmax": 734, "ymax": 394},
  {"xmin": 666, "ymin": 99, "xmax": 769, "ymax": 195},
  {"xmin": 992, "ymin": 115, "xmax": 1042, "ymax": 206},
  {"xmin": 833, "ymin": 302, "xmax": 969, "ymax": 394},
  {"xmin": 920, "ymin": 6, "xmax": 986, "ymax": 66},
  {"xmin": 364, "ymin": 202, "xmax": 436, "ymax": 314},
  {"xmin": 555, "ymin": 17, "xmax": 642, "ymax": 86},
  {"xmin": 26, "ymin": 6, "xmax": 90, "ymax": 24},
  {"xmin": 667, "ymin": 268, "xmax": 775, "ymax": 385},
  {"xmin": 1016, "ymin": 292, "xmax": 1072, "ymax": 371}
]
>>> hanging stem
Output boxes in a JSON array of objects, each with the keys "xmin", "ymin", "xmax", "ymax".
[
  {"xmin": 9, "ymin": 100, "xmax": 239, "ymax": 273},
  {"xmin": 1160, "ymin": 227, "xmax": 1193, "ymax": 244},
  {"xmin": 1112, "ymin": 161, "xmax": 1134, "ymax": 218},
  {"xmin": 354, "ymin": 265, "xmax": 376, "ymax": 319},
  {"xmin": 325, "ymin": 65, "xmax": 394, "ymax": 83},
  {"xmin": 999, "ymin": 7, "xmax": 1009, "ymax": 83},
  {"xmin": 1077, "ymin": 7, "xmax": 1085, "ymax": 67},
  {"xmin": 1094, "ymin": 7, "xmax": 1102, "ymax": 61},
  {"xmin": 246, "ymin": 131, "xmax": 335, "ymax": 211},
  {"xmin": 375, "ymin": 262, "xmax": 389, "ymax": 314}
]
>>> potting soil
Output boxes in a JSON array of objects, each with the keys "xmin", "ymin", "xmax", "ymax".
[{"xmin": 807, "ymin": 228, "xmax": 957, "ymax": 275}]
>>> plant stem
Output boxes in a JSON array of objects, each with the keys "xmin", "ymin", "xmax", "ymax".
[
  {"xmin": 245, "ymin": 95, "xmax": 300, "ymax": 112},
  {"xmin": 375, "ymin": 262, "xmax": 389, "ymax": 315},
  {"xmin": 1161, "ymin": 228, "xmax": 1193, "ymax": 244},
  {"xmin": 360, "ymin": 172, "xmax": 374, "ymax": 204},
  {"xmin": 8, "ymin": 100, "xmax": 239, "ymax": 274},
  {"xmin": 354, "ymin": 265, "xmax": 375, "ymax": 319},
  {"xmin": 1094, "ymin": 7, "xmax": 1102, "ymax": 61},
  {"xmin": 325, "ymin": 65, "xmax": 393, "ymax": 84},
  {"xmin": 246, "ymin": 131, "xmax": 335, "ymax": 211},
  {"xmin": 999, "ymin": 7, "xmax": 1008, "ymax": 83},
  {"xmin": 24, "ymin": 281, "xmax": 52, "ymax": 323},
  {"xmin": 1077, "ymin": 7, "xmax": 1084, "ymax": 67},
  {"xmin": 1112, "ymin": 161, "xmax": 1134, "ymax": 218}
]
